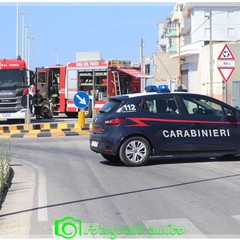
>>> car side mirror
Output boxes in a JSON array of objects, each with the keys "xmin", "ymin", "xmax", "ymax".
[
  {"xmin": 226, "ymin": 111, "xmax": 233, "ymax": 117},
  {"xmin": 226, "ymin": 110, "xmax": 236, "ymax": 122}
]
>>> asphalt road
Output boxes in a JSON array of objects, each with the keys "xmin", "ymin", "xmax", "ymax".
[{"xmin": 1, "ymin": 135, "xmax": 240, "ymax": 238}]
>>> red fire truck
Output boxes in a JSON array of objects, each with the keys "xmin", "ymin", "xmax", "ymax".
[
  {"xmin": 35, "ymin": 60, "xmax": 151, "ymax": 118},
  {"xmin": 0, "ymin": 58, "xmax": 34, "ymax": 122}
]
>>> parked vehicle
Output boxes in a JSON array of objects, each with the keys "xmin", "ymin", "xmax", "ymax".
[
  {"xmin": 35, "ymin": 60, "xmax": 151, "ymax": 118},
  {"xmin": 0, "ymin": 58, "xmax": 34, "ymax": 122}
]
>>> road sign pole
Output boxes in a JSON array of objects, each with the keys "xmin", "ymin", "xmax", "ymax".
[
  {"xmin": 73, "ymin": 91, "xmax": 90, "ymax": 128},
  {"xmin": 226, "ymin": 82, "xmax": 228, "ymax": 104},
  {"xmin": 217, "ymin": 44, "xmax": 235, "ymax": 100},
  {"xmin": 78, "ymin": 110, "xmax": 85, "ymax": 127},
  {"xmin": 92, "ymin": 70, "xmax": 95, "ymax": 119}
]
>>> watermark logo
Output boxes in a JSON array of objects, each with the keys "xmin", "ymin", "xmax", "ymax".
[
  {"xmin": 54, "ymin": 217, "xmax": 186, "ymax": 239},
  {"xmin": 54, "ymin": 216, "xmax": 82, "ymax": 239}
]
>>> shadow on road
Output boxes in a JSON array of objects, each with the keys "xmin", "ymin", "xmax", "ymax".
[
  {"xmin": 1, "ymin": 169, "xmax": 240, "ymax": 218},
  {"xmin": 100, "ymin": 155, "xmax": 240, "ymax": 167}
]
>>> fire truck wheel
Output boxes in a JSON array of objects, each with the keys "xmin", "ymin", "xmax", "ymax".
[
  {"xmin": 65, "ymin": 112, "xmax": 78, "ymax": 118},
  {"xmin": 41, "ymin": 101, "xmax": 53, "ymax": 119}
]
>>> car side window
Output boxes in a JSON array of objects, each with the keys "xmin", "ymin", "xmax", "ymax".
[
  {"xmin": 141, "ymin": 99, "xmax": 157, "ymax": 113},
  {"xmin": 140, "ymin": 97, "xmax": 179, "ymax": 114},
  {"xmin": 182, "ymin": 96, "xmax": 224, "ymax": 116}
]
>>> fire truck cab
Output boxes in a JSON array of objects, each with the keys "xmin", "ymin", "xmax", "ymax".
[{"xmin": 0, "ymin": 58, "xmax": 34, "ymax": 122}]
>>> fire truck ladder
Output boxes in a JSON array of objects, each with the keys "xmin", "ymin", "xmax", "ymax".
[{"xmin": 112, "ymin": 71, "xmax": 121, "ymax": 95}]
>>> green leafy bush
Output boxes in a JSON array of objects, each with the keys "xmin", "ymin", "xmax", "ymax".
[{"xmin": 0, "ymin": 140, "xmax": 11, "ymax": 193}]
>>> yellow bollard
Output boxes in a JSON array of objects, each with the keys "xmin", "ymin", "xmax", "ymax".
[{"xmin": 78, "ymin": 111, "xmax": 85, "ymax": 128}]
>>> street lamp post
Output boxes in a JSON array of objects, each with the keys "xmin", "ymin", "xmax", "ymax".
[
  {"xmin": 24, "ymin": 25, "xmax": 31, "ymax": 67},
  {"xmin": 19, "ymin": 11, "xmax": 30, "ymax": 60},
  {"xmin": 27, "ymin": 36, "xmax": 37, "ymax": 70},
  {"xmin": 55, "ymin": 47, "xmax": 59, "ymax": 65},
  {"xmin": 16, "ymin": 3, "xmax": 19, "ymax": 58}
]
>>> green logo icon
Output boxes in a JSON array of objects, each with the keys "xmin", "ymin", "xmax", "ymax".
[{"xmin": 54, "ymin": 216, "xmax": 82, "ymax": 239}]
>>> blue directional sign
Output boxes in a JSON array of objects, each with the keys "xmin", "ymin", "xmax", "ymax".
[{"xmin": 73, "ymin": 91, "xmax": 90, "ymax": 109}]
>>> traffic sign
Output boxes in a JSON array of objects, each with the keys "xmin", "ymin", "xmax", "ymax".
[
  {"xmin": 217, "ymin": 44, "xmax": 235, "ymax": 83},
  {"xmin": 73, "ymin": 91, "xmax": 90, "ymax": 109},
  {"xmin": 218, "ymin": 44, "xmax": 235, "ymax": 60}
]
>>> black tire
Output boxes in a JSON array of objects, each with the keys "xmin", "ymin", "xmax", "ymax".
[
  {"xmin": 119, "ymin": 136, "xmax": 151, "ymax": 166},
  {"xmin": 41, "ymin": 101, "xmax": 53, "ymax": 119},
  {"xmin": 101, "ymin": 153, "xmax": 120, "ymax": 162},
  {"xmin": 65, "ymin": 112, "xmax": 78, "ymax": 118},
  {"xmin": 218, "ymin": 154, "xmax": 238, "ymax": 160}
]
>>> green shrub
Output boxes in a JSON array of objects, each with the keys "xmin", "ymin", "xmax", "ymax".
[{"xmin": 0, "ymin": 139, "xmax": 11, "ymax": 193}]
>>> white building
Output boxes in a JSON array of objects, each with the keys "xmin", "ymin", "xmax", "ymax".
[{"xmin": 171, "ymin": 2, "xmax": 240, "ymax": 105}]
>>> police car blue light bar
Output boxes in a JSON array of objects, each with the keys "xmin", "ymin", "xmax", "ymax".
[
  {"xmin": 146, "ymin": 85, "xmax": 157, "ymax": 92},
  {"xmin": 157, "ymin": 85, "xmax": 170, "ymax": 93},
  {"xmin": 146, "ymin": 85, "xmax": 170, "ymax": 93}
]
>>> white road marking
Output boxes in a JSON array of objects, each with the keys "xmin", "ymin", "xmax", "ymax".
[{"xmin": 14, "ymin": 158, "xmax": 48, "ymax": 222}]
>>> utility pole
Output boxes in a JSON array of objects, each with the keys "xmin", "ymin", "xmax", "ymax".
[
  {"xmin": 140, "ymin": 38, "xmax": 144, "ymax": 72},
  {"xmin": 16, "ymin": 3, "xmax": 19, "ymax": 58},
  {"xmin": 140, "ymin": 38, "xmax": 145, "ymax": 92},
  {"xmin": 177, "ymin": 21, "xmax": 181, "ymax": 85},
  {"xmin": 20, "ymin": 11, "xmax": 30, "ymax": 61},
  {"xmin": 209, "ymin": 10, "xmax": 213, "ymax": 97}
]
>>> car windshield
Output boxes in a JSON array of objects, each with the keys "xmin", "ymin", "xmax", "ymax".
[
  {"xmin": 99, "ymin": 99, "xmax": 123, "ymax": 113},
  {"xmin": 0, "ymin": 69, "xmax": 27, "ymax": 88}
]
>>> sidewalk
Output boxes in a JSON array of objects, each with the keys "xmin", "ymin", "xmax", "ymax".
[{"xmin": 0, "ymin": 160, "xmax": 36, "ymax": 237}]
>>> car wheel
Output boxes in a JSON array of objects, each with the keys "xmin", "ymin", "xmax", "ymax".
[
  {"xmin": 119, "ymin": 136, "xmax": 151, "ymax": 166},
  {"xmin": 101, "ymin": 153, "xmax": 120, "ymax": 162},
  {"xmin": 218, "ymin": 154, "xmax": 238, "ymax": 160}
]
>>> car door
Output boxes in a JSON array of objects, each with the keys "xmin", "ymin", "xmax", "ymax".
[
  {"xmin": 179, "ymin": 94, "xmax": 240, "ymax": 152},
  {"xmin": 139, "ymin": 94, "xmax": 194, "ymax": 154}
]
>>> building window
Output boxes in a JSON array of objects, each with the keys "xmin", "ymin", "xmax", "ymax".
[
  {"xmin": 171, "ymin": 38, "xmax": 177, "ymax": 47},
  {"xmin": 228, "ymin": 11, "xmax": 234, "ymax": 18},
  {"xmin": 171, "ymin": 21, "xmax": 177, "ymax": 30},
  {"xmin": 228, "ymin": 28, "xmax": 235, "ymax": 37},
  {"xmin": 204, "ymin": 10, "xmax": 210, "ymax": 18},
  {"xmin": 145, "ymin": 64, "xmax": 150, "ymax": 74},
  {"xmin": 205, "ymin": 28, "xmax": 210, "ymax": 37}
]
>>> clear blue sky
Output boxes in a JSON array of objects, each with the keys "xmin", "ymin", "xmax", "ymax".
[{"xmin": 0, "ymin": 2, "xmax": 175, "ymax": 68}]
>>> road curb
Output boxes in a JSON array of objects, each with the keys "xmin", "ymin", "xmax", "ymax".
[{"xmin": 0, "ymin": 122, "xmax": 92, "ymax": 138}]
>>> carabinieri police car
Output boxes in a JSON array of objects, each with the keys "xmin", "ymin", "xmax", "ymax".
[{"xmin": 90, "ymin": 85, "xmax": 240, "ymax": 166}]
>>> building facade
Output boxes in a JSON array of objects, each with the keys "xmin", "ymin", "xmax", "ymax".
[{"xmin": 173, "ymin": 2, "xmax": 240, "ymax": 105}]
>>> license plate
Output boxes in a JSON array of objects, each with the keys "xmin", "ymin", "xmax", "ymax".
[{"xmin": 91, "ymin": 141, "xmax": 99, "ymax": 147}]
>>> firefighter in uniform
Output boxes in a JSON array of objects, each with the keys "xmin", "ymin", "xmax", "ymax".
[
  {"xmin": 34, "ymin": 89, "xmax": 43, "ymax": 119},
  {"xmin": 50, "ymin": 79, "xmax": 59, "ymax": 111}
]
